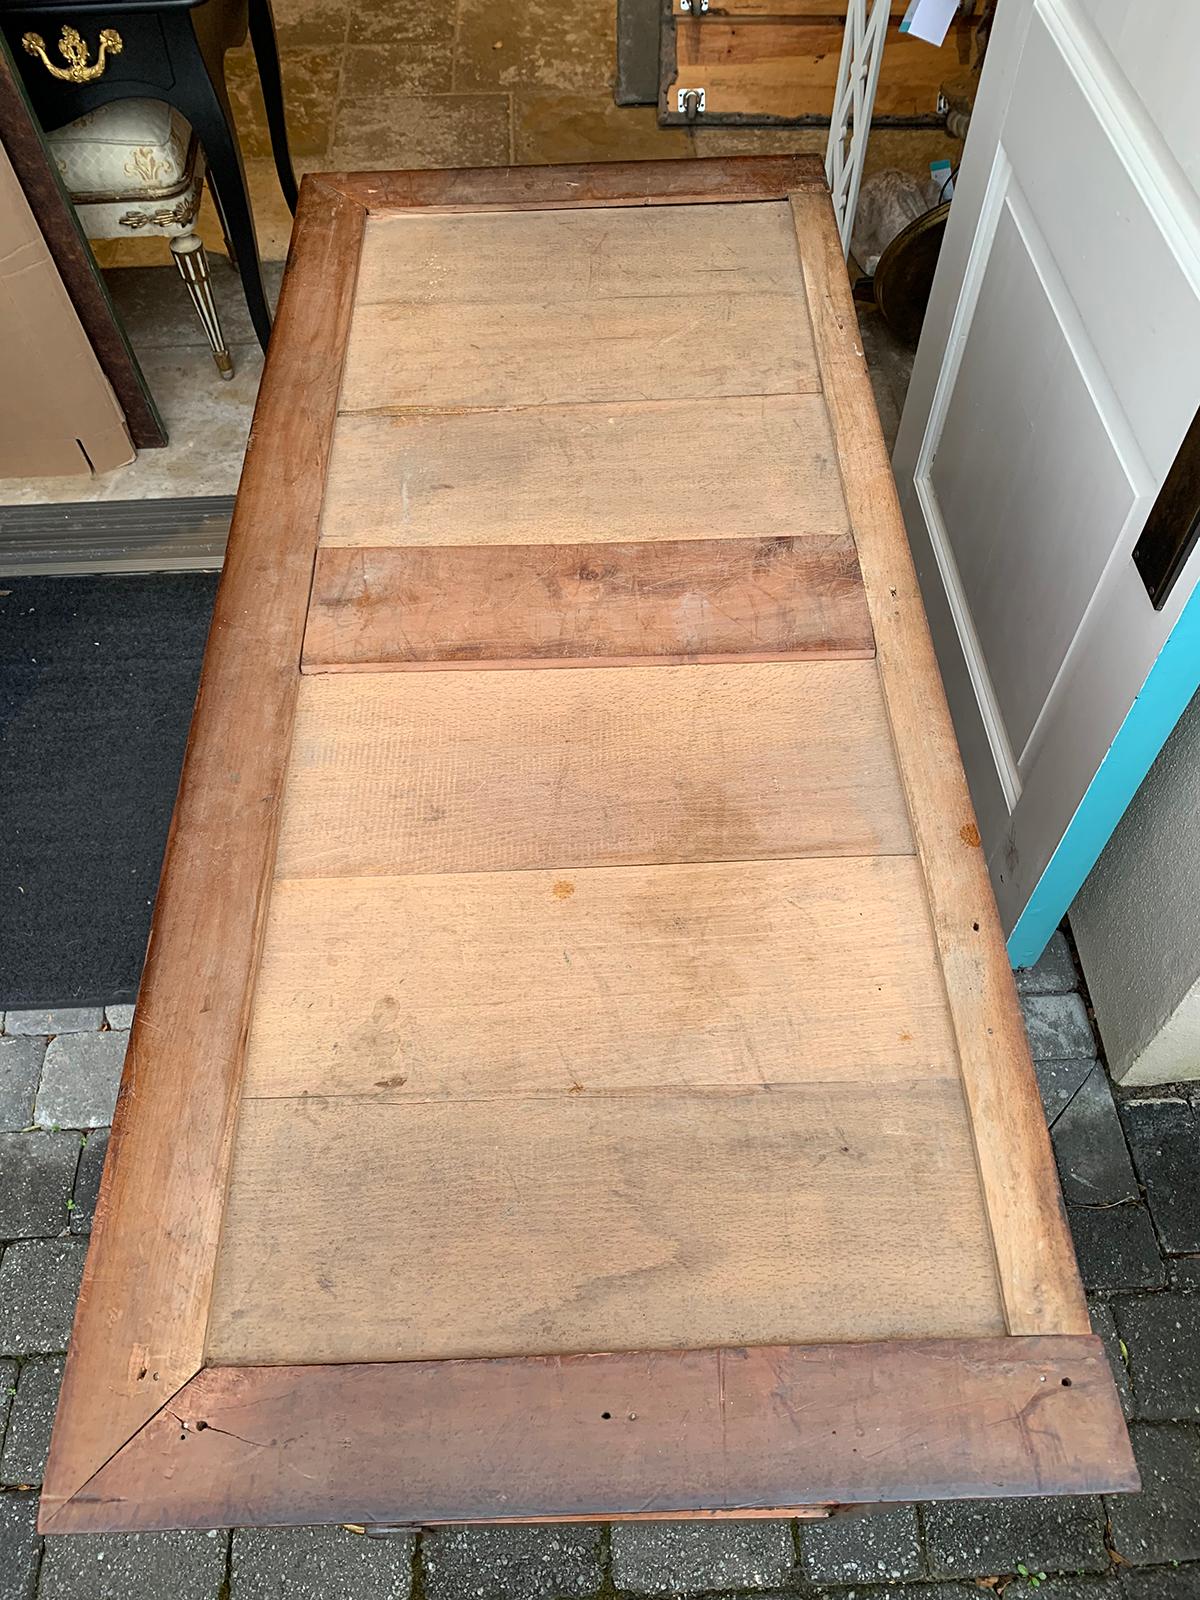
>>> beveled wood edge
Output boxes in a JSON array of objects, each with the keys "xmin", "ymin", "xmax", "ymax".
[
  {"xmin": 38, "ymin": 175, "xmax": 371, "ymax": 1523},
  {"xmin": 307, "ymin": 155, "xmax": 828, "ymax": 215},
  {"xmin": 41, "ymin": 1335, "xmax": 1137, "ymax": 1533},
  {"xmin": 787, "ymin": 191, "xmax": 1090, "ymax": 1337}
]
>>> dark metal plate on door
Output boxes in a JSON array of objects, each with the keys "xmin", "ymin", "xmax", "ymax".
[{"xmin": 1133, "ymin": 406, "xmax": 1200, "ymax": 610}]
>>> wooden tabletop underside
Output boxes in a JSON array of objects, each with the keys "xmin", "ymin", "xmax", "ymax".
[{"xmin": 39, "ymin": 158, "xmax": 1135, "ymax": 1534}]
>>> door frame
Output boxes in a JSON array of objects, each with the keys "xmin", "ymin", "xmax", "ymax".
[{"xmin": 1007, "ymin": 581, "xmax": 1200, "ymax": 965}]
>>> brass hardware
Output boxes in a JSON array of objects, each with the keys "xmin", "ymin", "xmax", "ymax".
[
  {"xmin": 119, "ymin": 195, "xmax": 201, "ymax": 230},
  {"xmin": 22, "ymin": 25, "xmax": 124, "ymax": 84}
]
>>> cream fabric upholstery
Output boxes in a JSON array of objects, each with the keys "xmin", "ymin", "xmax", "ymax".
[{"xmin": 46, "ymin": 99, "xmax": 205, "ymax": 238}]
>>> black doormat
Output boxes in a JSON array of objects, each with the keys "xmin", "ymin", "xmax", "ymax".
[{"xmin": 0, "ymin": 573, "xmax": 219, "ymax": 1008}]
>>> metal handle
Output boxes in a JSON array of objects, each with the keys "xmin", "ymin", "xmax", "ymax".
[
  {"xmin": 22, "ymin": 25, "xmax": 124, "ymax": 84},
  {"xmin": 679, "ymin": 88, "xmax": 705, "ymax": 122}
]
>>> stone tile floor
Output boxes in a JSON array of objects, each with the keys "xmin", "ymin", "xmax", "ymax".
[
  {"xmin": 92, "ymin": 0, "xmax": 963, "ymax": 273},
  {"xmin": 4, "ymin": 0, "xmax": 940, "ymax": 513},
  {"xmin": 2, "ymin": 935, "xmax": 1199, "ymax": 1597}
]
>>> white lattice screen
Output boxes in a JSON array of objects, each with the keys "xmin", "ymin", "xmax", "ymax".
[{"xmin": 824, "ymin": 0, "xmax": 892, "ymax": 253}]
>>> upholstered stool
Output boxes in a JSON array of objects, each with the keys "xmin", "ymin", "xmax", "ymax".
[{"xmin": 46, "ymin": 97, "xmax": 234, "ymax": 378}]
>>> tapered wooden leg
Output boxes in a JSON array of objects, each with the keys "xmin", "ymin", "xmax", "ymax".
[{"xmin": 171, "ymin": 233, "xmax": 234, "ymax": 379}]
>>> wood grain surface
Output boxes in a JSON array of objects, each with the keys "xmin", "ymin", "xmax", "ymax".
[
  {"xmin": 664, "ymin": 20, "xmax": 975, "ymax": 122},
  {"xmin": 274, "ymin": 661, "xmax": 908, "ymax": 876},
  {"xmin": 50, "ymin": 1337, "xmax": 1136, "ymax": 1532},
  {"xmin": 206, "ymin": 1080, "xmax": 1004, "ymax": 1365},
  {"xmin": 302, "ymin": 536, "xmax": 873, "ymax": 670},
  {"xmin": 38, "ymin": 178, "xmax": 368, "ymax": 1525},
  {"xmin": 241, "ymin": 856, "xmax": 950, "ymax": 1100},
  {"xmin": 354, "ymin": 201, "xmax": 803, "ymax": 305},
  {"xmin": 789, "ymin": 191, "xmax": 1090, "ymax": 1336},
  {"xmin": 319, "ymin": 395, "xmax": 850, "ymax": 549},
  {"xmin": 339, "ymin": 292, "xmax": 820, "ymax": 413}
]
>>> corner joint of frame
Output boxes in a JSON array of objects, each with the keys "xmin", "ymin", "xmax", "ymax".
[
  {"xmin": 303, "ymin": 174, "xmax": 371, "ymax": 216},
  {"xmin": 37, "ymin": 1368, "xmax": 205, "ymax": 1534}
]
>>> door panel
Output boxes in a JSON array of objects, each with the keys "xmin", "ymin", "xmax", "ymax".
[
  {"xmin": 1004, "ymin": 10, "xmax": 1200, "ymax": 479},
  {"xmin": 1075, "ymin": 0, "xmax": 1200, "ymax": 199},
  {"xmin": 894, "ymin": 0, "xmax": 1200, "ymax": 955},
  {"xmin": 930, "ymin": 192, "xmax": 1141, "ymax": 772}
]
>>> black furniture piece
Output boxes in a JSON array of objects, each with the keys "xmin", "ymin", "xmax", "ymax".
[{"xmin": 0, "ymin": 0, "xmax": 295, "ymax": 350}]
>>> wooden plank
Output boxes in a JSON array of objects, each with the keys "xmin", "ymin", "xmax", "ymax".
[
  {"xmin": 48, "ymin": 1336, "xmax": 1136, "ymax": 1531},
  {"xmin": 325, "ymin": 155, "xmax": 827, "ymax": 214},
  {"xmin": 242, "ymin": 856, "xmax": 949, "ymax": 1100},
  {"xmin": 319, "ymin": 395, "xmax": 851, "ymax": 549},
  {"xmin": 275, "ymin": 662, "xmax": 907, "ymax": 877},
  {"xmin": 207, "ymin": 1080, "xmax": 1003, "ymax": 1365},
  {"xmin": 788, "ymin": 191, "xmax": 1090, "ymax": 1336},
  {"xmin": 302, "ymin": 536, "xmax": 874, "ymax": 671},
  {"xmin": 37, "ymin": 178, "xmax": 368, "ymax": 1524},
  {"xmin": 339, "ymin": 292, "xmax": 819, "ymax": 414},
  {"xmin": 663, "ymin": 20, "xmax": 973, "ymax": 122},
  {"xmin": 354, "ymin": 202, "xmax": 803, "ymax": 306}
]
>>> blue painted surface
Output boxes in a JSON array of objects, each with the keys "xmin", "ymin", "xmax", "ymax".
[{"xmin": 1008, "ymin": 579, "xmax": 1200, "ymax": 968}]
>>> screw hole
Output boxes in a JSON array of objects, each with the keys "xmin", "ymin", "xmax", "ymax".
[
  {"xmin": 1061, "ymin": 1377, "xmax": 1072, "ymax": 1388},
  {"xmin": 972, "ymin": 921, "xmax": 980, "ymax": 932},
  {"xmin": 601, "ymin": 1411, "xmax": 611, "ymax": 1420},
  {"xmin": 195, "ymin": 1419, "xmax": 210, "ymax": 1430}
]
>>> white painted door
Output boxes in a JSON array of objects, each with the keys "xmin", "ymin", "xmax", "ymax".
[{"xmin": 892, "ymin": 0, "xmax": 1200, "ymax": 961}]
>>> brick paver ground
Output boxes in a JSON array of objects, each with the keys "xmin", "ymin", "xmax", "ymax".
[{"xmin": 2, "ymin": 929, "xmax": 1198, "ymax": 1598}]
